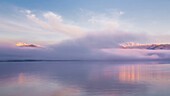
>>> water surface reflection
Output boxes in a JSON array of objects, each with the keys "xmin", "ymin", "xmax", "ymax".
[{"xmin": 0, "ymin": 61, "xmax": 170, "ymax": 96}]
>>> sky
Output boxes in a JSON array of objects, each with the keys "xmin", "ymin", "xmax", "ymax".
[{"xmin": 1, "ymin": 0, "xmax": 170, "ymax": 60}]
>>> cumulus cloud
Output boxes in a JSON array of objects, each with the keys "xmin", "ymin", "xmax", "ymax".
[
  {"xmin": 16, "ymin": 42, "xmax": 40, "ymax": 47},
  {"xmin": 25, "ymin": 10, "xmax": 84, "ymax": 37}
]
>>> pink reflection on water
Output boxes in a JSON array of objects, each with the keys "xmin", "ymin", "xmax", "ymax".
[
  {"xmin": 88, "ymin": 64, "xmax": 170, "ymax": 84},
  {"xmin": 118, "ymin": 64, "xmax": 170, "ymax": 83},
  {"xmin": 18, "ymin": 73, "xmax": 25, "ymax": 84},
  {"xmin": 0, "ymin": 73, "xmax": 81, "ymax": 96}
]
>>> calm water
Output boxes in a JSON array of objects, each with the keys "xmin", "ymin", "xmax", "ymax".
[{"xmin": 0, "ymin": 61, "xmax": 170, "ymax": 96}]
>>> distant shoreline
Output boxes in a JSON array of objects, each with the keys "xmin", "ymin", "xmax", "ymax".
[{"xmin": 1, "ymin": 59, "xmax": 170, "ymax": 62}]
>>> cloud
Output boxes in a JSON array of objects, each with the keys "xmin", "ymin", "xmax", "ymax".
[
  {"xmin": 25, "ymin": 10, "xmax": 84, "ymax": 37},
  {"xmin": 0, "ymin": 31, "xmax": 169, "ymax": 61},
  {"xmin": 43, "ymin": 12, "xmax": 63, "ymax": 22},
  {"xmin": 119, "ymin": 11, "xmax": 125, "ymax": 15},
  {"xmin": 1, "ymin": 8, "xmax": 170, "ymax": 43},
  {"xmin": 0, "ymin": 8, "xmax": 87, "ymax": 43},
  {"xmin": 25, "ymin": 10, "xmax": 31, "ymax": 14},
  {"xmin": 1, "ymin": 8, "xmax": 170, "ymax": 61},
  {"xmin": 16, "ymin": 42, "xmax": 40, "ymax": 47},
  {"xmin": 76, "ymin": 30, "xmax": 149, "ymax": 49},
  {"xmin": 77, "ymin": 9, "xmax": 131, "ymax": 32}
]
